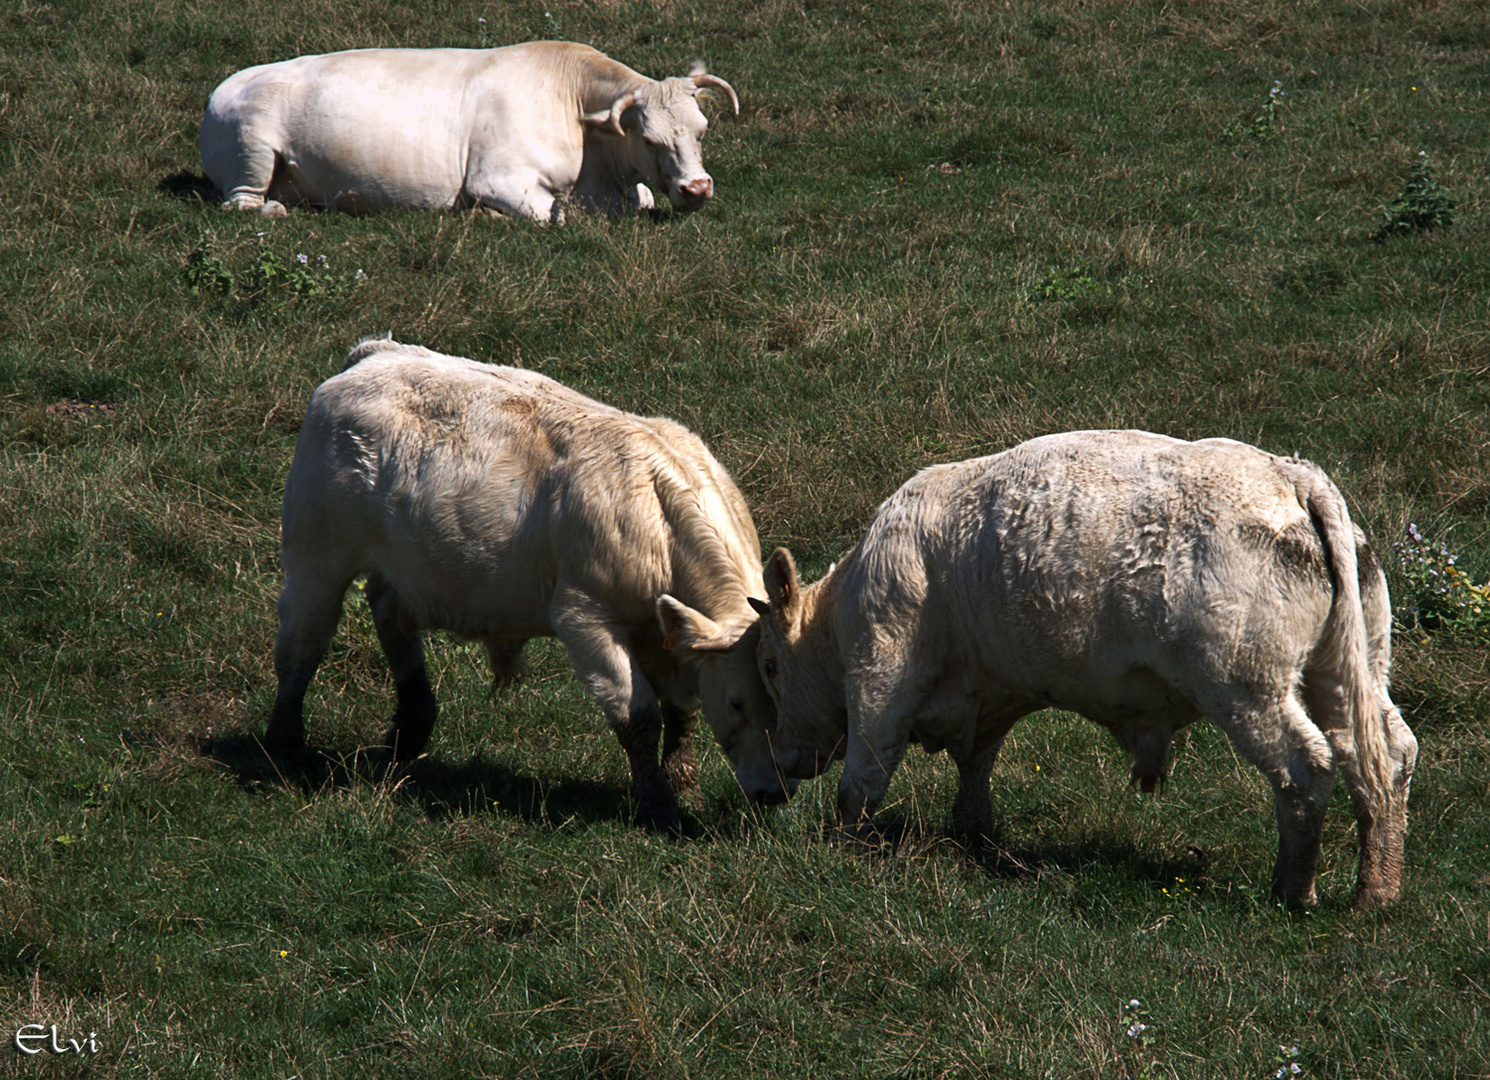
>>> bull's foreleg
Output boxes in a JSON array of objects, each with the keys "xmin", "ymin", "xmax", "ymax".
[
  {"xmin": 661, "ymin": 702, "xmax": 703, "ymax": 811},
  {"xmin": 365, "ymin": 571, "xmax": 438, "ymax": 761},
  {"xmin": 557, "ymin": 610, "xmax": 679, "ymax": 833},
  {"xmin": 949, "ymin": 746, "xmax": 1001, "ymax": 848},
  {"xmin": 463, "ymin": 171, "xmax": 563, "ymax": 225}
]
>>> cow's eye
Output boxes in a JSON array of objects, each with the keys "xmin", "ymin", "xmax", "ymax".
[
  {"xmin": 728, "ymin": 695, "xmax": 742, "ymax": 711},
  {"xmin": 762, "ymin": 659, "xmax": 777, "ymax": 679}
]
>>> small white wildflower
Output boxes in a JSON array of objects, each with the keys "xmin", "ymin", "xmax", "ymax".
[
  {"xmin": 478, "ymin": 16, "xmax": 486, "ymax": 22},
  {"xmin": 296, "ymin": 252, "xmax": 308, "ymax": 264},
  {"xmin": 317, "ymin": 254, "xmax": 327, "ymax": 263},
  {"xmin": 255, "ymin": 231, "xmax": 266, "ymax": 238},
  {"xmin": 1291, "ymin": 1065, "xmax": 1301, "ymax": 1075},
  {"xmin": 1276, "ymin": 1069, "xmax": 1288, "ymax": 1079},
  {"xmin": 1126, "ymin": 1022, "xmax": 1146, "ymax": 1038},
  {"xmin": 1288, "ymin": 1047, "xmax": 1299, "ymax": 1056},
  {"xmin": 354, "ymin": 268, "xmax": 367, "ymax": 281},
  {"xmin": 1128, "ymin": 999, "xmax": 1140, "ymax": 1009}
]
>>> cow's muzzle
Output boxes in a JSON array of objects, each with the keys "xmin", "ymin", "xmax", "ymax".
[{"xmin": 673, "ymin": 177, "xmax": 714, "ymax": 208}]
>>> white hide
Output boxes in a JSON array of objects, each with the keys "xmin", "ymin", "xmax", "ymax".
[
  {"xmin": 749, "ymin": 430, "xmax": 1417, "ymax": 909},
  {"xmin": 201, "ymin": 42, "xmax": 737, "ymax": 220},
  {"xmin": 269, "ymin": 338, "xmax": 772, "ymax": 830}
]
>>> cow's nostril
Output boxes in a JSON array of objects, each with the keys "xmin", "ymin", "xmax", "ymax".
[{"xmin": 681, "ymin": 178, "xmax": 713, "ymax": 200}]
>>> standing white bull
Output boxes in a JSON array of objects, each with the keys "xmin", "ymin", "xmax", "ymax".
[
  {"xmin": 269, "ymin": 338, "xmax": 774, "ymax": 832},
  {"xmin": 738, "ymin": 431, "xmax": 1417, "ymax": 910},
  {"xmin": 200, "ymin": 42, "xmax": 738, "ymax": 221}
]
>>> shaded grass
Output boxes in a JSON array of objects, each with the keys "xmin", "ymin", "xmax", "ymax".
[{"xmin": 2, "ymin": 0, "xmax": 1489, "ymax": 1075}]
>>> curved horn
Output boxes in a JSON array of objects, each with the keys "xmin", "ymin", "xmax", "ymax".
[
  {"xmin": 691, "ymin": 73, "xmax": 739, "ymax": 115},
  {"xmin": 606, "ymin": 91, "xmax": 639, "ymax": 136}
]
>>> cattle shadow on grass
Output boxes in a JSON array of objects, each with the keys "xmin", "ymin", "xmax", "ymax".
[
  {"xmin": 199, "ymin": 733, "xmax": 635, "ymax": 830},
  {"xmin": 158, "ymin": 170, "xmax": 218, "ymax": 203},
  {"xmin": 856, "ymin": 811, "xmax": 1214, "ymax": 894}
]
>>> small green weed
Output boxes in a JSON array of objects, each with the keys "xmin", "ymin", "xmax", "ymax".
[
  {"xmin": 1029, "ymin": 260, "xmax": 1112, "ymax": 302},
  {"xmin": 1393, "ymin": 523, "xmax": 1489, "ymax": 638},
  {"xmin": 1225, "ymin": 80, "xmax": 1285, "ymax": 142},
  {"xmin": 183, "ymin": 230, "xmax": 235, "ymax": 295},
  {"xmin": 1272, "ymin": 1044, "xmax": 1305, "ymax": 1079},
  {"xmin": 1373, "ymin": 152, "xmax": 1454, "ymax": 242},
  {"xmin": 1121, "ymin": 998, "xmax": 1161, "ymax": 1074}
]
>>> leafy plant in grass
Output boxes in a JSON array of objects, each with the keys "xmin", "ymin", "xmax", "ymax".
[
  {"xmin": 1373, "ymin": 151, "xmax": 1454, "ymax": 242},
  {"xmin": 1120, "ymin": 998, "xmax": 1161, "ymax": 1075},
  {"xmin": 1224, "ymin": 80, "xmax": 1285, "ymax": 142},
  {"xmin": 1392, "ymin": 523, "xmax": 1489, "ymax": 638},
  {"xmin": 183, "ymin": 229, "xmax": 235, "ymax": 295},
  {"xmin": 1029, "ymin": 260, "xmax": 1109, "ymax": 302},
  {"xmin": 182, "ymin": 230, "xmax": 367, "ymax": 301}
]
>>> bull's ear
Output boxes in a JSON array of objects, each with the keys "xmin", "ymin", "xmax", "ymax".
[
  {"xmin": 657, "ymin": 595, "xmax": 736, "ymax": 656},
  {"xmin": 764, "ymin": 547, "xmax": 803, "ymax": 626}
]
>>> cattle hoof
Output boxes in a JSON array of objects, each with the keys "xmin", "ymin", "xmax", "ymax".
[
  {"xmin": 638, "ymin": 801, "xmax": 682, "ymax": 837},
  {"xmin": 262, "ymin": 718, "xmax": 306, "ymax": 755},
  {"xmin": 259, "ymin": 200, "xmax": 288, "ymax": 218},
  {"xmin": 1351, "ymin": 885, "xmax": 1398, "ymax": 912}
]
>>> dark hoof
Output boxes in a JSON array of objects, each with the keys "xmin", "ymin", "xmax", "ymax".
[
  {"xmin": 384, "ymin": 726, "xmax": 431, "ymax": 762},
  {"xmin": 262, "ymin": 725, "xmax": 305, "ymax": 756},
  {"xmin": 637, "ymin": 797, "xmax": 683, "ymax": 837}
]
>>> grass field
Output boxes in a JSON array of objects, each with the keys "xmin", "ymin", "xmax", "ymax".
[{"xmin": 3, "ymin": 0, "xmax": 1489, "ymax": 1075}]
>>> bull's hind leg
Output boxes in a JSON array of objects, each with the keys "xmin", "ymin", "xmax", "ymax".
[
  {"xmin": 364, "ymin": 571, "xmax": 438, "ymax": 761},
  {"xmin": 1209, "ymin": 689, "xmax": 1337, "ymax": 908},
  {"xmin": 554, "ymin": 604, "xmax": 678, "ymax": 832},
  {"xmin": 267, "ymin": 567, "xmax": 354, "ymax": 752},
  {"xmin": 206, "ymin": 136, "xmax": 288, "ymax": 217},
  {"xmin": 1303, "ymin": 670, "xmax": 1417, "ymax": 911}
]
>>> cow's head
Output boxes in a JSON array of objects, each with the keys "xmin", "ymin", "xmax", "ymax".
[
  {"xmin": 746, "ymin": 548, "xmax": 850, "ymax": 785},
  {"xmin": 583, "ymin": 70, "xmax": 739, "ymax": 211},
  {"xmin": 657, "ymin": 596, "xmax": 795, "ymax": 805}
]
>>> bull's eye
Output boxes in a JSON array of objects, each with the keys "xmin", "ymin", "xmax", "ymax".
[
  {"xmin": 728, "ymin": 695, "xmax": 742, "ymax": 711},
  {"xmin": 762, "ymin": 659, "xmax": 777, "ymax": 679}
]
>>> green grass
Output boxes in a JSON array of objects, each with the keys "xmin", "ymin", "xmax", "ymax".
[{"xmin": 3, "ymin": 0, "xmax": 1489, "ymax": 1075}]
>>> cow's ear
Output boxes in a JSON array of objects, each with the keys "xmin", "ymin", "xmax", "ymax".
[
  {"xmin": 581, "ymin": 91, "xmax": 638, "ymax": 137},
  {"xmin": 657, "ymin": 595, "xmax": 736, "ymax": 656},
  {"xmin": 764, "ymin": 547, "xmax": 803, "ymax": 626}
]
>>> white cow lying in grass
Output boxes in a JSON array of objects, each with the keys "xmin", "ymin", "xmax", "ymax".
[
  {"xmin": 269, "ymin": 338, "xmax": 774, "ymax": 832},
  {"xmin": 738, "ymin": 430, "xmax": 1417, "ymax": 910},
  {"xmin": 201, "ymin": 42, "xmax": 738, "ymax": 220}
]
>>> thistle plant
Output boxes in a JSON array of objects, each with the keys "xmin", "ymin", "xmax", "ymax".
[
  {"xmin": 1392, "ymin": 523, "xmax": 1489, "ymax": 637},
  {"xmin": 1373, "ymin": 151, "xmax": 1455, "ymax": 242},
  {"xmin": 1225, "ymin": 80, "xmax": 1285, "ymax": 141}
]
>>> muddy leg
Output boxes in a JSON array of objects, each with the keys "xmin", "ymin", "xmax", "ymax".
[
  {"xmin": 661, "ymin": 702, "xmax": 703, "ymax": 811},
  {"xmin": 364, "ymin": 571, "xmax": 438, "ymax": 761}
]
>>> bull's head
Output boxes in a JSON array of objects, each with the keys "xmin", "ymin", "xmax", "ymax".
[
  {"xmin": 746, "ymin": 548, "xmax": 849, "ymax": 785},
  {"xmin": 582, "ymin": 70, "xmax": 739, "ymax": 212},
  {"xmin": 656, "ymin": 596, "xmax": 796, "ymax": 806}
]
